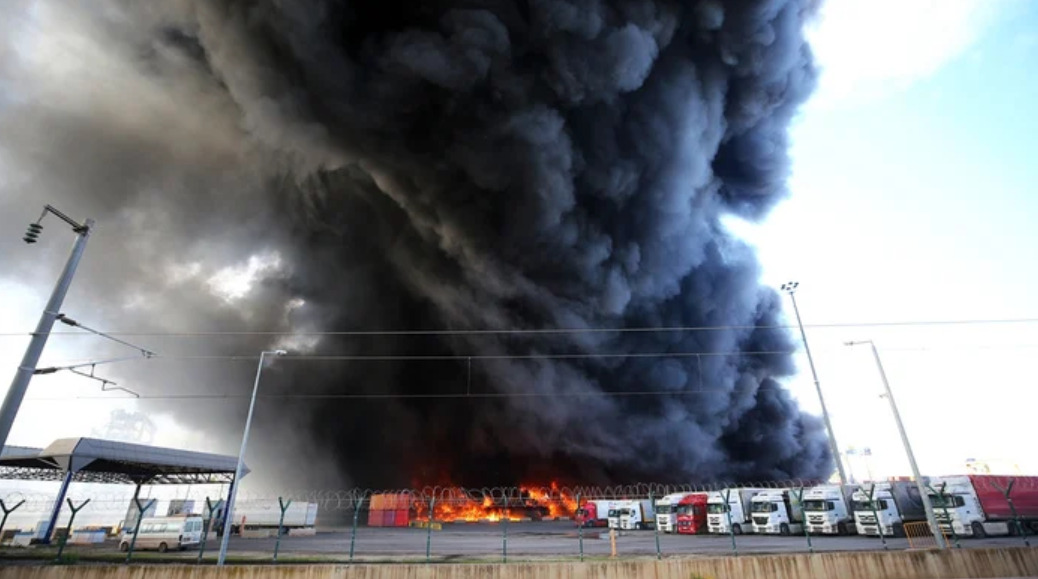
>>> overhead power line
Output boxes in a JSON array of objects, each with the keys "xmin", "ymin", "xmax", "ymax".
[
  {"xmin": 2, "ymin": 316, "xmax": 1037, "ymax": 338},
  {"xmin": 22, "ymin": 385, "xmax": 789, "ymax": 402},
  {"xmin": 106, "ymin": 350, "xmax": 789, "ymax": 361}
]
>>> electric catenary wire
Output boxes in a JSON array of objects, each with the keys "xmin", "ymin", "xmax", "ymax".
[{"xmin": 3, "ymin": 316, "xmax": 1038, "ymax": 337}]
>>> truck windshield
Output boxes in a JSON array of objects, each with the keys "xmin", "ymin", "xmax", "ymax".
[
  {"xmin": 852, "ymin": 500, "xmax": 888, "ymax": 512},
  {"xmin": 577, "ymin": 509, "xmax": 589, "ymax": 517},
  {"xmin": 929, "ymin": 495, "xmax": 966, "ymax": 508},
  {"xmin": 676, "ymin": 505, "xmax": 698, "ymax": 516},
  {"xmin": 803, "ymin": 500, "xmax": 834, "ymax": 512},
  {"xmin": 751, "ymin": 502, "xmax": 777, "ymax": 513},
  {"xmin": 619, "ymin": 509, "xmax": 632, "ymax": 515},
  {"xmin": 656, "ymin": 505, "xmax": 672, "ymax": 514},
  {"xmin": 707, "ymin": 503, "xmax": 729, "ymax": 514},
  {"xmin": 608, "ymin": 510, "xmax": 619, "ymax": 517}
]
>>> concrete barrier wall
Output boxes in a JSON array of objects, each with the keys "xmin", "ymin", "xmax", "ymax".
[{"xmin": 3, "ymin": 548, "xmax": 1037, "ymax": 579}]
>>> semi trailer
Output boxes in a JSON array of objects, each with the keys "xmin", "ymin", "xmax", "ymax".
[
  {"xmin": 618, "ymin": 499, "xmax": 655, "ymax": 530},
  {"xmin": 655, "ymin": 493, "xmax": 692, "ymax": 533},
  {"xmin": 706, "ymin": 488, "xmax": 766, "ymax": 535},
  {"xmin": 751, "ymin": 490, "xmax": 803, "ymax": 535},
  {"xmin": 576, "ymin": 500, "xmax": 620, "ymax": 528},
  {"xmin": 803, "ymin": 484, "xmax": 859, "ymax": 535},
  {"xmin": 928, "ymin": 475, "xmax": 1038, "ymax": 538},
  {"xmin": 852, "ymin": 481, "xmax": 928, "ymax": 537}
]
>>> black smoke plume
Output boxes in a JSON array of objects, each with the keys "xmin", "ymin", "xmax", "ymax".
[{"xmin": 0, "ymin": 0, "xmax": 831, "ymax": 488}]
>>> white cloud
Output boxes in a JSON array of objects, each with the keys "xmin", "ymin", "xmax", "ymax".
[{"xmin": 806, "ymin": 0, "xmax": 1004, "ymax": 108}]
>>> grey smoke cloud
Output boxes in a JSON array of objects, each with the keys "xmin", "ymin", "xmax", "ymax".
[{"xmin": 0, "ymin": 0, "xmax": 831, "ymax": 488}]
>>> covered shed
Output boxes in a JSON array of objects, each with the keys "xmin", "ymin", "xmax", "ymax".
[{"xmin": 0, "ymin": 437, "xmax": 246, "ymax": 541}]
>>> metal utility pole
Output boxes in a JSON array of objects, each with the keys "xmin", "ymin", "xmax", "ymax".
[
  {"xmin": 781, "ymin": 281, "xmax": 847, "ymax": 486},
  {"xmin": 846, "ymin": 340, "xmax": 946, "ymax": 549},
  {"xmin": 217, "ymin": 349, "xmax": 286, "ymax": 566},
  {"xmin": 0, "ymin": 206, "xmax": 92, "ymax": 453}
]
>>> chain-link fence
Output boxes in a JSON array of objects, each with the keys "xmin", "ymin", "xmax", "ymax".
[{"xmin": 0, "ymin": 480, "xmax": 1031, "ymax": 565}]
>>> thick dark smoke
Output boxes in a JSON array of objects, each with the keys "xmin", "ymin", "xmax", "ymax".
[{"xmin": 0, "ymin": 0, "xmax": 831, "ymax": 488}]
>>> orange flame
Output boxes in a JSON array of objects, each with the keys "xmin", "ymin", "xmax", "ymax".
[{"xmin": 413, "ymin": 482, "xmax": 578, "ymax": 523}]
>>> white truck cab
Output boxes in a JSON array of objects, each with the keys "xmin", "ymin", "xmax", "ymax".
[
  {"xmin": 803, "ymin": 485, "xmax": 857, "ymax": 535},
  {"xmin": 750, "ymin": 490, "xmax": 803, "ymax": 535},
  {"xmin": 928, "ymin": 475, "xmax": 1003, "ymax": 537},
  {"xmin": 707, "ymin": 488, "xmax": 764, "ymax": 535},
  {"xmin": 618, "ymin": 499, "xmax": 654, "ymax": 530},
  {"xmin": 655, "ymin": 493, "xmax": 689, "ymax": 533},
  {"xmin": 851, "ymin": 481, "xmax": 927, "ymax": 537}
]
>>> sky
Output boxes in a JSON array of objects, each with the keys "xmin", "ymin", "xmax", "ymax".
[
  {"xmin": 729, "ymin": 0, "xmax": 1038, "ymax": 480},
  {"xmin": 1, "ymin": 0, "xmax": 1037, "ymax": 515}
]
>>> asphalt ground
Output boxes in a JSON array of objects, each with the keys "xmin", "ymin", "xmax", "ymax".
[{"xmin": 12, "ymin": 520, "xmax": 1033, "ymax": 563}]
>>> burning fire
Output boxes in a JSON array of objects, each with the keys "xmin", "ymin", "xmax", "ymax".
[
  {"xmin": 413, "ymin": 482, "xmax": 579, "ymax": 523},
  {"xmin": 521, "ymin": 482, "xmax": 578, "ymax": 519}
]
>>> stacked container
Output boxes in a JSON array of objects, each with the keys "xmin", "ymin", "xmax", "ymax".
[{"xmin": 367, "ymin": 493, "xmax": 412, "ymax": 527}]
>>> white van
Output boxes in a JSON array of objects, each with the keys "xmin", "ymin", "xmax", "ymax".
[{"xmin": 119, "ymin": 516, "xmax": 204, "ymax": 552}]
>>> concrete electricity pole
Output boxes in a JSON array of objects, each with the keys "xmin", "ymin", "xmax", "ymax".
[
  {"xmin": 217, "ymin": 349, "xmax": 287, "ymax": 566},
  {"xmin": 0, "ymin": 206, "xmax": 93, "ymax": 452},
  {"xmin": 846, "ymin": 340, "xmax": 947, "ymax": 549},
  {"xmin": 781, "ymin": 281, "xmax": 847, "ymax": 487}
]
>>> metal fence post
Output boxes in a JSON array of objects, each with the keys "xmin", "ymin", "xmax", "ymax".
[
  {"xmin": 502, "ymin": 510, "xmax": 508, "ymax": 563},
  {"xmin": 348, "ymin": 496, "xmax": 361, "ymax": 563},
  {"xmin": 198, "ymin": 497, "xmax": 215, "ymax": 564},
  {"xmin": 55, "ymin": 498, "xmax": 90, "ymax": 562},
  {"xmin": 993, "ymin": 480, "xmax": 1029, "ymax": 547},
  {"xmin": 576, "ymin": 492, "xmax": 584, "ymax": 562},
  {"xmin": 425, "ymin": 495, "xmax": 435, "ymax": 563},
  {"xmin": 273, "ymin": 497, "xmax": 291, "ymax": 562},
  {"xmin": 722, "ymin": 489, "xmax": 737, "ymax": 555},
  {"xmin": 865, "ymin": 485, "xmax": 888, "ymax": 551},
  {"xmin": 650, "ymin": 490, "xmax": 661, "ymax": 559},
  {"xmin": 0, "ymin": 499, "xmax": 25, "ymax": 541},
  {"xmin": 794, "ymin": 487, "xmax": 813, "ymax": 554},
  {"xmin": 928, "ymin": 484, "xmax": 960, "ymax": 549},
  {"xmin": 125, "ymin": 498, "xmax": 155, "ymax": 564}
]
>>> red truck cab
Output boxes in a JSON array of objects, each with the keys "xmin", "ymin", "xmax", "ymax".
[
  {"xmin": 676, "ymin": 494, "xmax": 709, "ymax": 534},
  {"xmin": 575, "ymin": 501, "xmax": 608, "ymax": 528}
]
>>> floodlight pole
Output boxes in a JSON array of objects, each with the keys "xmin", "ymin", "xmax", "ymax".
[
  {"xmin": 846, "ymin": 340, "xmax": 946, "ymax": 549},
  {"xmin": 781, "ymin": 282, "xmax": 847, "ymax": 486},
  {"xmin": 0, "ymin": 207, "xmax": 92, "ymax": 453},
  {"xmin": 216, "ymin": 349, "xmax": 286, "ymax": 566}
]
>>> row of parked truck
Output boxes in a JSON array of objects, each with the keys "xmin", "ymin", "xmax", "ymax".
[{"xmin": 574, "ymin": 475, "xmax": 1038, "ymax": 538}]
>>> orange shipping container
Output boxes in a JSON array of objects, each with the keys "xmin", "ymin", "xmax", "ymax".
[{"xmin": 371, "ymin": 495, "xmax": 384, "ymax": 510}]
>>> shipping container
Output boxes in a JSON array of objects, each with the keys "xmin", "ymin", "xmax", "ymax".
[
  {"xmin": 394, "ymin": 509, "xmax": 410, "ymax": 527},
  {"xmin": 367, "ymin": 509, "xmax": 382, "ymax": 527}
]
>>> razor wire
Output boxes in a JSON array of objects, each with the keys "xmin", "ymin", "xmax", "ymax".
[{"xmin": 1, "ymin": 478, "xmax": 821, "ymax": 518}]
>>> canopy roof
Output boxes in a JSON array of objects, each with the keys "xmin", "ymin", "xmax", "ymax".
[{"xmin": 0, "ymin": 437, "xmax": 246, "ymax": 485}]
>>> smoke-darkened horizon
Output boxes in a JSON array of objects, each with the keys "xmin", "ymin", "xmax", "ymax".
[{"xmin": 0, "ymin": 0, "xmax": 831, "ymax": 489}]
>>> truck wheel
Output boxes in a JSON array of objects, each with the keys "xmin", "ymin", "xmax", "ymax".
[
  {"xmin": 158, "ymin": 542, "xmax": 169, "ymax": 553},
  {"xmin": 837, "ymin": 522, "xmax": 848, "ymax": 536},
  {"xmin": 971, "ymin": 522, "xmax": 987, "ymax": 539},
  {"xmin": 780, "ymin": 523, "xmax": 790, "ymax": 536},
  {"xmin": 732, "ymin": 524, "xmax": 743, "ymax": 535},
  {"xmin": 119, "ymin": 542, "xmax": 129, "ymax": 552},
  {"xmin": 893, "ymin": 523, "xmax": 905, "ymax": 538}
]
